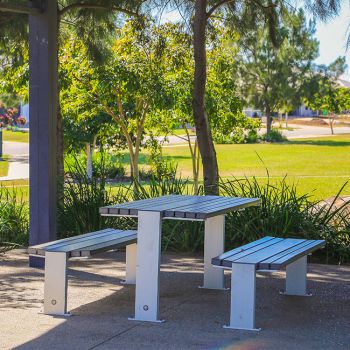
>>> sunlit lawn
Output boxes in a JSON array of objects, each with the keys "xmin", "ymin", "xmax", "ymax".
[
  {"xmin": 3, "ymin": 130, "xmax": 29, "ymax": 143},
  {"xmin": 136, "ymin": 134, "xmax": 350, "ymax": 200},
  {"xmin": 0, "ymin": 156, "xmax": 9, "ymax": 177},
  {"xmin": 2, "ymin": 135, "xmax": 350, "ymax": 202}
]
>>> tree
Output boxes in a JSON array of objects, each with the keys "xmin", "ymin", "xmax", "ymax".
[
  {"xmin": 236, "ymin": 9, "xmax": 319, "ymax": 135},
  {"xmin": 305, "ymin": 57, "xmax": 347, "ymax": 134},
  {"xmin": 60, "ymin": 21, "xmax": 182, "ymax": 180}
]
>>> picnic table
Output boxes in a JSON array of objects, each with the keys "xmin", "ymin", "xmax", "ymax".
[{"xmin": 100, "ymin": 195, "xmax": 260, "ymax": 322}]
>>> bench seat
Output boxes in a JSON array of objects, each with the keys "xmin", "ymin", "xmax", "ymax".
[
  {"xmin": 212, "ymin": 236, "xmax": 325, "ymax": 331},
  {"xmin": 28, "ymin": 228, "xmax": 137, "ymax": 258},
  {"xmin": 28, "ymin": 228, "xmax": 137, "ymax": 316}
]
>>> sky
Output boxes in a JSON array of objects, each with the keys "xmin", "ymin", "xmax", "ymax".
[{"xmin": 314, "ymin": 1, "xmax": 350, "ymax": 76}]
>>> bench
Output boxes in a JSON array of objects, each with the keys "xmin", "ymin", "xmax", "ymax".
[
  {"xmin": 28, "ymin": 228, "xmax": 137, "ymax": 316},
  {"xmin": 212, "ymin": 236, "xmax": 325, "ymax": 331}
]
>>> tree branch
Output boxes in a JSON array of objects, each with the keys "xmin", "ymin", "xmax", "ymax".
[
  {"xmin": 59, "ymin": 2, "xmax": 140, "ymax": 18},
  {"xmin": 206, "ymin": 0, "xmax": 234, "ymax": 19}
]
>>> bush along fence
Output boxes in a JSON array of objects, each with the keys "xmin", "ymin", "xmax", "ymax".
[{"xmin": 1, "ymin": 162, "xmax": 349, "ymax": 263}]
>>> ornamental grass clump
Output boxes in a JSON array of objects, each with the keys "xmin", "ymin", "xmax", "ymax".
[
  {"xmin": 220, "ymin": 177, "xmax": 350, "ymax": 264},
  {"xmin": 0, "ymin": 186, "xmax": 28, "ymax": 253}
]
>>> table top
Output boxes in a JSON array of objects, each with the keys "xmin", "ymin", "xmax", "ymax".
[{"xmin": 100, "ymin": 195, "xmax": 260, "ymax": 220}]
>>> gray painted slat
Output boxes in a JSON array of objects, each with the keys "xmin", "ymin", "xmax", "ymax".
[
  {"xmin": 188, "ymin": 198, "xmax": 259, "ymax": 218},
  {"xmin": 71, "ymin": 234, "xmax": 137, "ymax": 257},
  {"xmin": 169, "ymin": 198, "xmax": 260, "ymax": 219},
  {"xmin": 234, "ymin": 239, "xmax": 307, "ymax": 266},
  {"xmin": 197, "ymin": 198, "xmax": 260, "ymax": 213},
  {"xmin": 258, "ymin": 240, "xmax": 316, "ymax": 269},
  {"xmin": 47, "ymin": 230, "xmax": 136, "ymax": 253},
  {"xmin": 109, "ymin": 195, "xmax": 184, "ymax": 210},
  {"xmin": 172, "ymin": 197, "xmax": 253, "ymax": 213},
  {"xmin": 212, "ymin": 236, "xmax": 275, "ymax": 266},
  {"xmin": 221, "ymin": 238, "xmax": 284, "ymax": 267},
  {"xmin": 199, "ymin": 199, "xmax": 261, "ymax": 219},
  {"xmin": 126, "ymin": 196, "xmax": 213, "ymax": 214},
  {"xmin": 28, "ymin": 228, "xmax": 116, "ymax": 255},
  {"xmin": 268, "ymin": 240, "xmax": 325, "ymax": 270},
  {"xmin": 163, "ymin": 196, "xmax": 220, "ymax": 217},
  {"xmin": 104, "ymin": 195, "xmax": 188, "ymax": 215},
  {"xmin": 38, "ymin": 229, "xmax": 122, "ymax": 252}
]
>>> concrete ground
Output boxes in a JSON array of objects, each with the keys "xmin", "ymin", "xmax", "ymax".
[{"xmin": 0, "ymin": 250, "xmax": 349, "ymax": 350}]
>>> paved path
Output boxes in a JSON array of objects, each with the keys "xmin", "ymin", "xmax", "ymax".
[
  {"xmin": 1, "ymin": 250, "xmax": 349, "ymax": 350},
  {"xmin": 0, "ymin": 142, "xmax": 29, "ymax": 180}
]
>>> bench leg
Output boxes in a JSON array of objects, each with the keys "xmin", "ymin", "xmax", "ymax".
[
  {"xmin": 132, "ymin": 211, "xmax": 163, "ymax": 322},
  {"xmin": 283, "ymin": 256, "xmax": 310, "ymax": 296},
  {"xmin": 224, "ymin": 264, "xmax": 260, "ymax": 331},
  {"xmin": 123, "ymin": 243, "xmax": 137, "ymax": 284},
  {"xmin": 202, "ymin": 215, "xmax": 225, "ymax": 289},
  {"xmin": 44, "ymin": 251, "xmax": 70, "ymax": 316}
]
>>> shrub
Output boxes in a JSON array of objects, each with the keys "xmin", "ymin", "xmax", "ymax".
[
  {"xmin": 220, "ymin": 177, "xmax": 350, "ymax": 264},
  {"xmin": 0, "ymin": 186, "xmax": 29, "ymax": 252},
  {"xmin": 58, "ymin": 156, "xmax": 350, "ymax": 263},
  {"xmin": 58, "ymin": 157, "xmax": 133, "ymax": 238},
  {"xmin": 261, "ymin": 128, "xmax": 287, "ymax": 142}
]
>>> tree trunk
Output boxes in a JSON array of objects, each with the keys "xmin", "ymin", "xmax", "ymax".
[
  {"xmin": 85, "ymin": 143, "xmax": 93, "ymax": 179},
  {"xmin": 266, "ymin": 107, "xmax": 272, "ymax": 134},
  {"xmin": 192, "ymin": 0, "xmax": 219, "ymax": 195}
]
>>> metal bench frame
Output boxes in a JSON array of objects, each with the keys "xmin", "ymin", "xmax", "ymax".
[
  {"xmin": 212, "ymin": 236, "xmax": 325, "ymax": 331},
  {"xmin": 28, "ymin": 228, "xmax": 137, "ymax": 316}
]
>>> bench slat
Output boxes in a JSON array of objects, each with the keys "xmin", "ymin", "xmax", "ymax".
[
  {"xmin": 233, "ymin": 238, "xmax": 307, "ymax": 266},
  {"xmin": 213, "ymin": 236, "xmax": 326, "ymax": 271},
  {"xmin": 70, "ymin": 233, "xmax": 137, "ymax": 257},
  {"xmin": 47, "ymin": 230, "xmax": 136, "ymax": 253},
  {"xmin": 212, "ymin": 236, "xmax": 276, "ymax": 266},
  {"xmin": 220, "ymin": 237, "xmax": 285, "ymax": 267},
  {"xmin": 267, "ymin": 240, "xmax": 325, "ymax": 270},
  {"xmin": 28, "ymin": 228, "xmax": 116, "ymax": 255},
  {"xmin": 29, "ymin": 229, "xmax": 123, "ymax": 256},
  {"xmin": 258, "ymin": 240, "xmax": 317, "ymax": 269}
]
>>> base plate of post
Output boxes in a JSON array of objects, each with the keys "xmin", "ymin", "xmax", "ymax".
[
  {"xmin": 279, "ymin": 291, "xmax": 312, "ymax": 297},
  {"xmin": 39, "ymin": 310, "xmax": 72, "ymax": 317},
  {"xmin": 128, "ymin": 317, "xmax": 165, "ymax": 323},
  {"xmin": 198, "ymin": 285, "xmax": 230, "ymax": 291},
  {"xmin": 223, "ymin": 325, "xmax": 261, "ymax": 331},
  {"xmin": 120, "ymin": 280, "xmax": 135, "ymax": 285}
]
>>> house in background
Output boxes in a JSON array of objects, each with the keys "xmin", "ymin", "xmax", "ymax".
[{"xmin": 244, "ymin": 77, "xmax": 350, "ymax": 118}]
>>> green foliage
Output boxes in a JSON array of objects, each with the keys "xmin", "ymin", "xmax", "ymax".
[
  {"xmin": 220, "ymin": 177, "xmax": 350, "ymax": 263},
  {"xmin": 237, "ymin": 9, "xmax": 319, "ymax": 123},
  {"xmin": 305, "ymin": 58, "xmax": 349, "ymax": 114},
  {"xmin": 0, "ymin": 186, "xmax": 29, "ymax": 251},
  {"xmin": 58, "ymin": 156, "xmax": 131, "ymax": 238},
  {"xmin": 57, "ymin": 156, "xmax": 350, "ymax": 263},
  {"xmin": 261, "ymin": 128, "xmax": 287, "ymax": 142}
]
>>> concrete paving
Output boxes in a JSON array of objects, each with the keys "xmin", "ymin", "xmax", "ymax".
[{"xmin": 0, "ymin": 250, "xmax": 349, "ymax": 350}]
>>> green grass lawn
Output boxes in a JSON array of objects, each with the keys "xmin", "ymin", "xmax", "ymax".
[
  {"xmin": 0, "ymin": 156, "xmax": 9, "ymax": 177},
  {"xmin": 156, "ymin": 135, "xmax": 350, "ymax": 200},
  {"xmin": 3, "ymin": 130, "xmax": 29, "ymax": 143}
]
